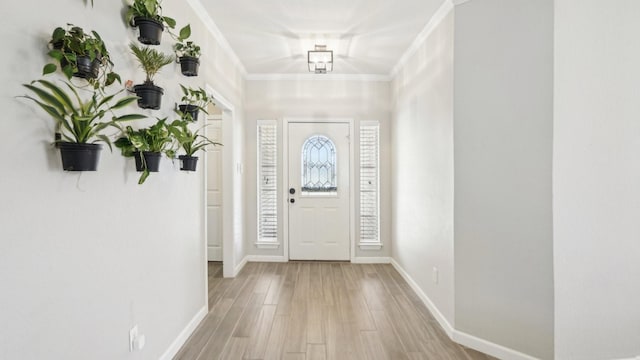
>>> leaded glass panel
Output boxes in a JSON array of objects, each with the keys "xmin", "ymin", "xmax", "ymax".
[{"xmin": 301, "ymin": 135, "xmax": 337, "ymax": 192}]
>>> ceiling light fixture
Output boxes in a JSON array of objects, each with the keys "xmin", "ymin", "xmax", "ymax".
[{"xmin": 308, "ymin": 45, "xmax": 333, "ymax": 74}]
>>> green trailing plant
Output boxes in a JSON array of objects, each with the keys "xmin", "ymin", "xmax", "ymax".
[
  {"xmin": 177, "ymin": 85, "xmax": 213, "ymax": 120},
  {"xmin": 20, "ymin": 79, "xmax": 145, "ymax": 147},
  {"xmin": 115, "ymin": 118, "xmax": 176, "ymax": 184},
  {"xmin": 44, "ymin": 24, "xmax": 120, "ymax": 89},
  {"xmin": 173, "ymin": 25, "xmax": 200, "ymax": 58},
  {"xmin": 174, "ymin": 40, "xmax": 200, "ymax": 59},
  {"xmin": 173, "ymin": 41, "xmax": 201, "ymax": 59},
  {"xmin": 126, "ymin": 0, "xmax": 176, "ymax": 30},
  {"xmin": 129, "ymin": 43, "xmax": 173, "ymax": 85},
  {"xmin": 169, "ymin": 120, "xmax": 221, "ymax": 156}
]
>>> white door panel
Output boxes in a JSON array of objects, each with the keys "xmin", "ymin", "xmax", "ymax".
[
  {"xmin": 207, "ymin": 120, "xmax": 223, "ymax": 261},
  {"xmin": 288, "ymin": 122, "xmax": 350, "ymax": 261}
]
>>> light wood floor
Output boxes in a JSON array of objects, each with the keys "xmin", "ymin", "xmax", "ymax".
[{"xmin": 174, "ymin": 262, "xmax": 495, "ymax": 360}]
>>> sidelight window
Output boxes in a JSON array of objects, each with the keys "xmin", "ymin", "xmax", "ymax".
[
  {"xmin": 257, "ymin": 120, "xmax": 278, "ymax": 248},
  {"xmin": 359, "ymin": 121, "xmax": 381, "ymax": 249}
]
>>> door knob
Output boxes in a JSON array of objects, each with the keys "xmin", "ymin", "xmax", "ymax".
[{"xmin": 290, "ymin": 198, "xmax": 295, "ymax": 204}]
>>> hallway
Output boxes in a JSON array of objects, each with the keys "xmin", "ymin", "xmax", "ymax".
[{"xmin": 174, "ymin": 262, "xmax": 494, "ymax": 360}]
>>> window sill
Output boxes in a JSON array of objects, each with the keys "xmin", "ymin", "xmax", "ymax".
[
  {"xmin": 255, "ymin": 242, "xmax": 280, "ymax": 250},
  {"xmin": 359, "ymin": 243, "xmax": 382, "ymax": 250}
]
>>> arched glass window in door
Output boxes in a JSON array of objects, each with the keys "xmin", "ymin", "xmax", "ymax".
[{"xmin": 301, "ymin": 135, "xmax": 337, "ymax": 193}]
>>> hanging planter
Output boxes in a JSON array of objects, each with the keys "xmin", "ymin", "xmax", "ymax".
[
  {"xmin": 126, "ymin": 0, "xmax": 176, "ymax": 46},
  {"xmin": 58, "ymin": 142, "xmax": 103, "ymax": 171},
  {"xmin": 178, "ymin": 155, "xmax": 198, "ymax": 171},
  {"xmin": 20, "ymin": 79, "xmax": 144, "ymax": 173},
  {"xmin": 134, "ymin": 151, "xmax": 162, "ymax": 172},
  {"xmin": 168, "ymin": 119, "xmax": 222, "ymax": 173},
  {"xmin": 44, "ymin": 25, "xmax": 120, "ymax": 87},
  {"xmin": 74, "ymin": 55, "xmax": 101, "ymax": 79},
  {"xmin": 173, "ymin": 27, "xmax": 201, "ymax": 77},
  {"xmin": 178, "ymin": 56, "xmax": 199, "ymax": 76},
  {"xmin": 115, "ymin": 119, "xmax": 176, "ymax": 184},
  {"xmin": 133, "ymin": 17, "xmax": 164, "ymax": 45},
  {"xmin": 129, "ymin": 43, "xmax": 173, "ymax": 111},
  {"xmin": 133, "ymin": 83, "xmax": 164, "ymax": 110},
  {"xmin": 176, "ymin": 85, "xmax": 213, "ymax": 122},
  {"xmin": 178, "ymin": 104, "xmax": 199, "ymax": 121}
]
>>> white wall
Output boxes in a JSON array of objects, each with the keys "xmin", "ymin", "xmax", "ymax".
[
  {"xmin": 0, "ymin": 0, "xmax": 245, "ymax": 359},
  {"xmin": 554, "ymin": 1, "xmax": 640, "ymax": 359},
  {"xmin": 244, "ymin": 78, "xmax": 391, "ymax": 260},
  {"xmin": 453, "ymin": 0, "xmax": 554, "ymax": 358},
  {"xmin": 390, "ymin": 10, "xmax": 455, "ymax": 325}
]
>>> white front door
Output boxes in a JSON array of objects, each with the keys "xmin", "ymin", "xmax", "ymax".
[
  {"xmin": 288, "ymin": 122, "xmax": 350, "ymax": 260},
  {"xmin": 207, "ymin": 118, "xmax": 223, "ymax": 261}
]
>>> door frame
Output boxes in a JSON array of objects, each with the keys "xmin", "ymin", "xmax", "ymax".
[
  {"xmin": 282, "ymin": 118, "xmax": 356, "ymax": 262},
  {"xmin": 203, "ymin": 84, "xmax": 236, "ymax": 288}
]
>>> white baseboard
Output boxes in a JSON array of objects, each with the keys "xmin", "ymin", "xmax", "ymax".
[
  {"xmin": 352, "ymin": 256, "xmax": 392, "ymax": 264},
  {"xmin": 247, "ymin": 255, "xmax": 288, "ymax": 262},
  {"xmin": 233, "ymin": 256, "xmax": 249, "ymax": 277},
  {"xmin": 453, "ymin": 330, "xmax": 539, "ymax": 360},
  {"xmin": 390, "ymin": 259, "xmax": 537, "ymax": 360},
  {"xmin": 390, "ymin": 259, "xmax": 455, "ymax": 338},
  {"xmin": 159, "ymin": 306, "xmax": 207, "ymax": 360}
]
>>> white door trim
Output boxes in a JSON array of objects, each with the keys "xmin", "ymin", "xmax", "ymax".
[
  {"xmin": 282, "ymin": 118, "xmax": 356, "ymax": 262},
  {"xmin": 203, "ymin": 85, "xmax": 236, "ymax": 287}
]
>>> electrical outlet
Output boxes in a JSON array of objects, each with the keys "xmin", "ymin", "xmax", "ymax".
[
  {"xmin": 432, "ymin": 267, "xmax": 439, "ymax": 285},
  {"xmin": 129, "ymin": 325, "xmax": 138, "ymax": 352}
]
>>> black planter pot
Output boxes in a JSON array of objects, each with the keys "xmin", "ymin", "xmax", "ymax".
[
  {"xmin": 179, "ymin": 56, "xmax": 200, "ymax": 77},
  {"xmin": 75, "ymin": 55, "xmax": 101, "ymax": 79},
  {"xmin": 133, "ymin": 83, "xmax": 164, "ymax": 110},
  {"xmin": 134, "ymin": 17, "xmax": 164, "ymax": 45},
  {"xmin": 134, "ymin": 151, "xmax": 162, "ymax": 172},
  {"xmin": 178, "ymin": 104, "xmax": 199, "ymax": 121},
  {"xmin": 60, "ymin": 55, "xmax": 101, "ymax": 80},
  {"xmin": 57, "ymin": 142, "xmax": 102, "ymax": 171},
  {"xmin": 179, "ymin": 155, "xmax": 199, "ymax": 171}
]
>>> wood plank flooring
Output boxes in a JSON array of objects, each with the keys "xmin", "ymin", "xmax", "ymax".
[{"xmin": 174, "ymin": 262, "xmax": 495, "ymax": 360}]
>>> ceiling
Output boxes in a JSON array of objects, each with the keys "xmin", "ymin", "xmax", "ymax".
[{"xmin": 200, "ymin": 0, "xmax": 445, "ymax": 76}]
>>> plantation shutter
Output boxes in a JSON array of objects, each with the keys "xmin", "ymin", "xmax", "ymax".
[
  {"xmin": 257, "ymin": 121, "xmax": 278, "ymax": 246},
  {"xmin": 359, "ymin": 121, "xmax": 381, "ymax": 248}
]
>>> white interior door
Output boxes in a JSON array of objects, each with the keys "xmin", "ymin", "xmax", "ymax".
[
  {"xmin": 207, "ymin": 118, "xmax": 223, "ymax": 261},
  {"xmin": 288, "ymin": 122, "xmax": 350, "ymax": 260}
]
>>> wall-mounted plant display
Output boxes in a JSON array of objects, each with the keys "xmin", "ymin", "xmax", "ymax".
[
  {"xmin": 20, "ymin": 80, "xmax": 145, "ymax": 171},
  {"xmin": 129, "ymin": 43, "xmax": 173, "ymax": 110},
  {"xmin": 114, "ymin": 118, "xmax": 176, "ymax": 184},
  {"xmin": 173, "ymin": 25, "xmax": 200, "ymax": 77},
  {"xmin": 168, "ymin": 120, "xmax": 221, "ymax": 171},
  {"xmin": 126, "ymin": 0, "xmax": 176, "ymax": 45},
  {"xmin": 176, "ymin": 85, "xmax": 212, "ymax": 122},
  {"xmin": 44, "ymin": 24, "xmax": 120, "ymax": 89}
]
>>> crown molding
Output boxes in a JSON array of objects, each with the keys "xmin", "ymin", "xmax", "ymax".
[
  {"xmin": 245, "ymin": 73, "xmax": 391, "ymax": 82},
  {"xmin": 390, "ymin": 0, "xmax": 472, "ymax": 78},
  {"xmin": 186, "ymin": 0, "xmax": 247, "ymax": 77}
]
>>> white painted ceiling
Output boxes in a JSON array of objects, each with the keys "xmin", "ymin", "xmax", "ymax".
[{"xmin": 199, "ymin": 0, "xmax": 445, "ymax": 75}]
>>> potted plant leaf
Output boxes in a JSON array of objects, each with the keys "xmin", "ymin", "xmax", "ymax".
[
  {"xmin": 173, "ymin": 25, "xmax": 200, "ymax": 76},
  {"xmin": 129, "ymin": 43, "xmax": 173, "ymax": 110},
  {"xmin": 114, "ymin": 118, "xmax": 176, "ymax": 184},
  {"xmin": 44, "ymin": 24, "xmax": 120, "ymax": 89},
  {"xmin": 126, "ymin": 0, "xmax": 176, "ymax": 45},
  {"xmin": 176, "ymin": 85, "xmax": 212, "ymax": 122},
  {"xmin": 20, "ymin": 79, "xmax": 145, "ymax": 171},
  {"xmin": 168, "ymin": 120, "xmax": 221, "ymax": 171}
]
